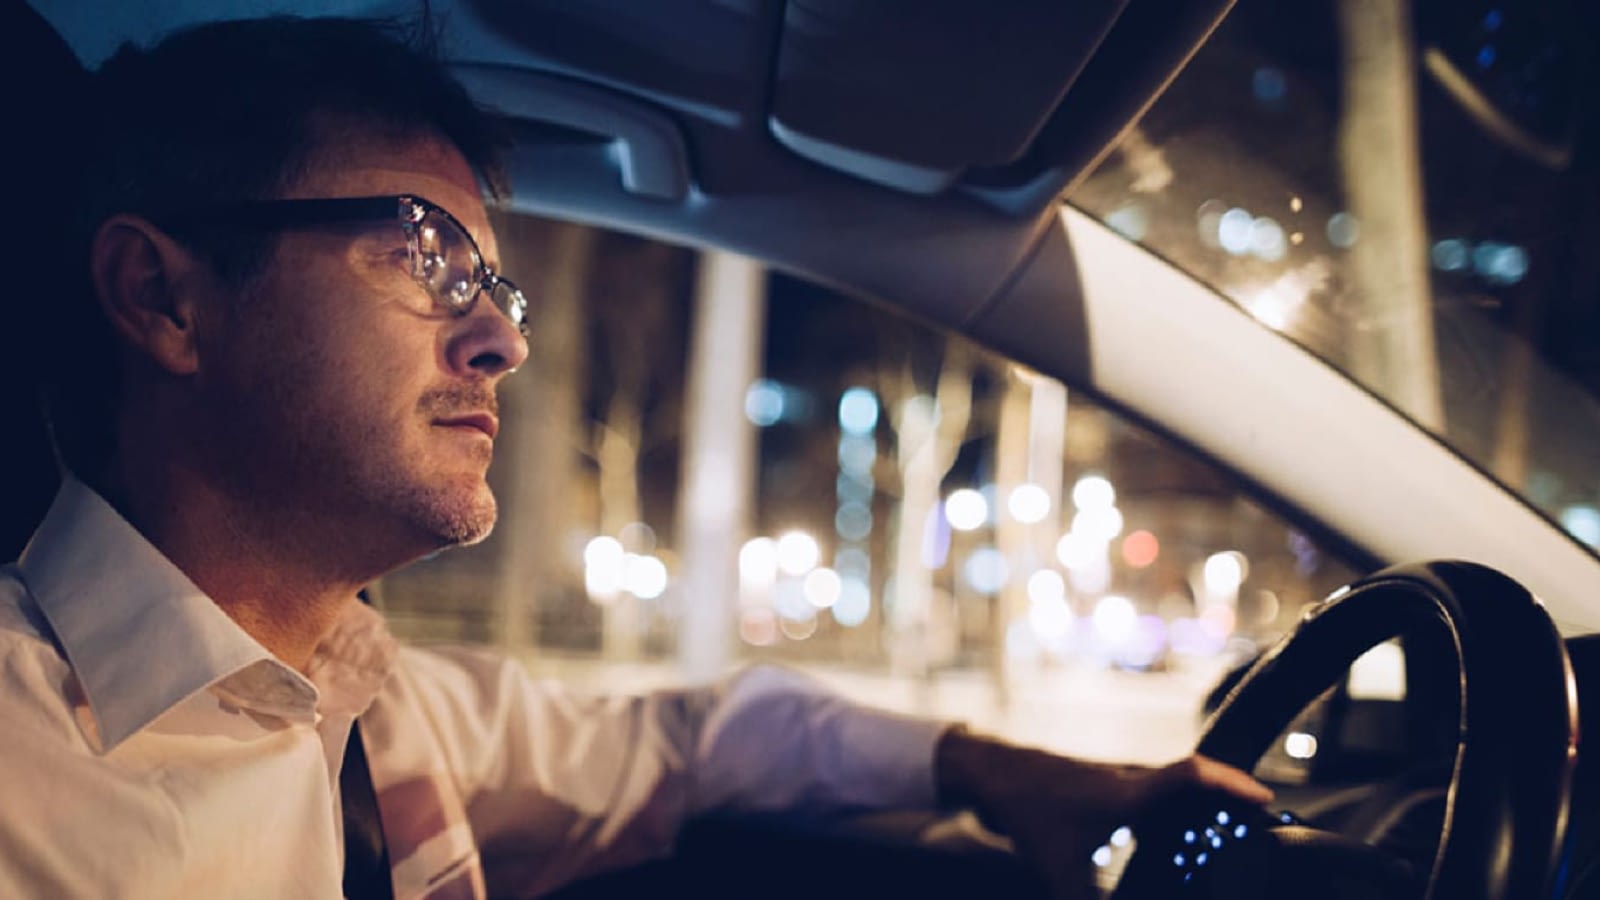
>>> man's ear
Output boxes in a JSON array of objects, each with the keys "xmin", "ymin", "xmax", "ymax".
[{"xmin": 89, "ymin": 215, "xmax": 208, "ymax": 376}]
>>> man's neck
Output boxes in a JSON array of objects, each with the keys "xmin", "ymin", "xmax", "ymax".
[{"xmin": 93, "ymin": 463, "xmax": 376, "ymax": 674}]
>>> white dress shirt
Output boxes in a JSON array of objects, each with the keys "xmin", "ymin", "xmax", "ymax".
[{"xmin": 0, "ymin": 479, "xmax": 947, "ymax": 898}]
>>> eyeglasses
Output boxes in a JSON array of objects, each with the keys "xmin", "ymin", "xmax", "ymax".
[{"xmin": 155, "ymin": 194, "xmax": 528, "ymax": 336}]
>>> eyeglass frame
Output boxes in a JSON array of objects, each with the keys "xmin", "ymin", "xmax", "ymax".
[{"xmin": 150, "ymin": 194, "xmax": 529, "ymax": 336}]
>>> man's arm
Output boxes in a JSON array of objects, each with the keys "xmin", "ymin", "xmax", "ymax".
[
  {"xmin": 386, "ymin": 645, "xmax": 1266, "ymax": 899},
  {"xmin": 384, "ymin": 649, "xmax": 944, "ymax": 895}
]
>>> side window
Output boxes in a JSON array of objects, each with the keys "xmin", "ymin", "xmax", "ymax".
[{"xmin": 376, "ymin": 213, "xmax": 1362, "ymax": 760}]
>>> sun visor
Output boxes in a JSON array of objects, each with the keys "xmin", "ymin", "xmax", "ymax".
[
  {"xmin": 767, "ymin": 0, "xmax": 1128, "ymax": 193},
  {"xmin": 768, "ymin": 0, "xmax": 1236, "ymax": 209}
]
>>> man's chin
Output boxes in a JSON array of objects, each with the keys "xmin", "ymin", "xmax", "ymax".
[{"xmin": 410, "ymin": 480, "xmax": 498, "ymax": 548}]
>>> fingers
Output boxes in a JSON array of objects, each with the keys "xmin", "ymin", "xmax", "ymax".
[{"xmin": 1170, "ymin": 754, "xmax": 1275, "ymax": 804}]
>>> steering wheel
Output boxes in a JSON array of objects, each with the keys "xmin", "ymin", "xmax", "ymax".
[{"xmin": 1109, "ymin": 561, "xmax": 1576, "ymax": 900}]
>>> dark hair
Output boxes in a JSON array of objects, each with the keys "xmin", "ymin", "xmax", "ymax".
[{"xmin": 47, "ymin": 15, "xmax": 509, "ymax": 481}]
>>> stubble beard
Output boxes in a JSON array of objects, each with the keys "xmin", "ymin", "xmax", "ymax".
[
  {"xmin": 393, "ymin": 473, "xmax": 499, "ymax": 548},
  {"xmin": 230, "ymin": 397, "xmax": 503, "ymax": 566},
  {"xmin": 402, "ymin": 383, "xmax": 503, "ymax": 547}
]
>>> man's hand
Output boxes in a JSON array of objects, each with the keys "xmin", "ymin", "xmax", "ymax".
[{"xmin": 934, "ymin": 726, "xmax": 1273, "ymax": 900}]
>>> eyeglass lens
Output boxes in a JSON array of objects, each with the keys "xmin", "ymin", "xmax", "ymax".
[{"xmin": 409, "ymin": 206, "xmax": 529, "ymax": 336}]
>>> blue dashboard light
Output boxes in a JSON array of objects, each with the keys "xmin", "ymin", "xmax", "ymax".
[
  {"xmin": 1196, "ymin": 852, "xmax": 1209, "ymax": 867},
  {"xmin": 1235, "ymin": 824, "xmax": 1248, "ymax": 839},
  {"xmin": 1211, "ymin": 835, "xmax": 1223, "ymax": 849},
  {"xmin": 1184, "ymin": 830, "xmax": 1197, "ymax": 844},
  {"xmin": 1216, "ymin": 811, "xmax": 1231, "ymax": 826},
  {"xmin": 1174, "ymin": 853, "xmax": 1186, "ymax": 867}
]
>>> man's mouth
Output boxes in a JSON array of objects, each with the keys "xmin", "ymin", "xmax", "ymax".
[{"xmin": 435, "ymin": 412, "xmax": 499, "ymax": 439}]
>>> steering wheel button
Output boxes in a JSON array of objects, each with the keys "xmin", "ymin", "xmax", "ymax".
[
  {"xmin": 1216, "ymin": 810, "xmax": 1231, "ymax": 826},
  {"xmin": 1183, "ymin": 830, "xmax": 1197, "ymax": 844}
]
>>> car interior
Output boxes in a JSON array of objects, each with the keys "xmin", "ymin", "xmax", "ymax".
[{"xmin": 7, "ymin": 0, "xmax": 1599, "ymax": 897}]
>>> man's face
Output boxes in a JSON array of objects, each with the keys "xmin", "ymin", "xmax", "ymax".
[{"xmin": 190, "ymin": 129, "xmax": 529, "ymax": 566}]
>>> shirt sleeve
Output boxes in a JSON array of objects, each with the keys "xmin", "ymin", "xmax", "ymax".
[{"xmin": 387, "ymin": 646, "xmax": 948, "ymax": 895}]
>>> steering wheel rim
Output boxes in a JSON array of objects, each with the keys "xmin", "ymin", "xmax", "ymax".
[{"xmin": 1115, "ymin": 561, "xmax": 1577, "ymax": 899}]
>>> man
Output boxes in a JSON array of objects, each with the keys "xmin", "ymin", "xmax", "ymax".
[{"xmin": 0, "ymin": 14, "xmax": 1269, "ymax": 899}]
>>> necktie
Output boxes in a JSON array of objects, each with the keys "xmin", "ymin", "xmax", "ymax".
[{"xmin": 341, "ymin": 721, "xmax": 395, "ymax": 900}]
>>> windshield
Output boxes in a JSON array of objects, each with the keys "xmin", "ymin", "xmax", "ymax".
[{"xmin": 1070, "ymin": 0, "xmax": 1600, "ymax": 550}]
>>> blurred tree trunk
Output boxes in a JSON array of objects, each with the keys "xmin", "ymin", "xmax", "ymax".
[
  {"xmin": 887, "ymin": 341, "xmax": 972, "ymax": 681},
  {"xmin": 595, "ymin": 393, "xmax": 644, "ymax": 657},
  {"xmin": 1337, "ymin": 0, "xmax": 1444, "ymax": 431},
  {"xmin": 991, "ymin": 369, "xmax": 1031, "ymax": 708},
  {"xmin": 676, "ymin": 251, "xmax": 766, "ymax": 682},
  {"xmin": 594, "ymin": 240, "xmax": 679, "ymax": 659},
  {"xmin": 993, "ymin": 370, "xmax": 1067, "ymax": 707},
  {"xmin": 489, "ymin": 215, "xmax": 592, "ymax": 651}
]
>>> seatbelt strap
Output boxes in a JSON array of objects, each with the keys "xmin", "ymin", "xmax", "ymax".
[{"xmin": 341, "ymin": 720, "xmax": 395, "ymax": 900}]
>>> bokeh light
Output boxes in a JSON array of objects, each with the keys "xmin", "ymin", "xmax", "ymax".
[
  {"xmin": 963, "ymin": 548, "xmax": 1010, "ymax": 594},
  {"xmin": 740, "ymin": 537, "xmax": 778, "ymax": 589},
  {"xmin": 1073, "ymin": 507, "xmax": 1125, "ymax": 542},
  {"xmin": 1008, "ymin": 483, "xmax": 1052, "ymax": 525},
  {"xmin": 1093, "ymin": 595, "xmax": 1138, "ymax": 645},
  {"xmin": 1027, "ymin": 568, "xmax": 1066, "ymax": 604},
  {"xmin": 837, "ymin": 434, "xmax": 876, "ymax": 471},
  {"xmin": 1218, "ymin": 208, "xmax": 1254, "ymax": 255},
  {"xmin": 618, "ymin": 521, "xmax": 656, "ymax": 553},
  {"xmin": 832, "ymin": 577, "xmax": 872, "ymax": 627},
  {"xmin": 1326, "ymin": 212, "xmax": 1359, "ymax": 248},
  {"xmin": 835, "ymin": 547, "xmax": 871, "ymax": 576},
  {"xmin": 1250, "ymin": 216, "xmax": 1286, "ymax": 262},
  {"xmin": 744, "ymin": 379, "xmax": 785, "ymax": 426},
  {"xmin": 1473, "ymin": 241, "xmax": 1529, "ymax": 285},
  {"xmin": 836, "ymin": 470, "xmax": 874, "ymax": 504},
  {"xmin": 1072, "ymin": 475, "xmax": 1116, "ymax": 511},
  {"xmin": 1561, "ymin": 504, "xmax": 1600, "ymax": 548},
  {"xmin": 1029, "ymin": 593, "xmax": 1074, "ymax": 643},
  {"xmin": 1203, "ymin": 551, "xmax": 1248, "ymax": 596},
  {"xmin": 776, "ymin": 530, "xmax": 820, "ymax": 576},
  {"xmin": 804, "ymin": 567, "xmax": 842, "ymax": 608},
  {"xmin": 622, "ymin": 553, "xmax": 668, "ymax": 600},
  {"xmin": 1106, "ymin": 201, "xmax": 1150, "ymax": 241},
  {"xmin": 838, "ymin": 387, "xmax": 880, "ymax": 435},
  {"xmin": 584, "ymin": 536, "xmax": 625, "ymax": 603},
  {"xmin": 779, "ymin": 610, "xmax": 818, "ymax": 640},
  {"xmin": 1285, "ymin": 732, "xmax": 1319, "ymax": 760},
  {"xmin": 834, "ymin": 502, "xmax": 873, "ymax": 541},
  {"xmin": 1431, "ymin": 238, "xmax": 1470, "ymax": 271},
  {"xmin": 1122, "ymin": 530, "xmax": 1160, "ymax": 568},
  {"xmin": 1252, "ymin": 66, "xmax": 1287, "ymax": 105},
  {"xmin": 739, "ymin": 607, "xmax": 778, "ymax": 645},
  {"xmin": 945, "ymin": 488, "xmax": 989, "ymax": 531}
]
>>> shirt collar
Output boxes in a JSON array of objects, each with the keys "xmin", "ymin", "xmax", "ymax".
[{"xmin": 20, "ymin": 478, "xmax": 309, "ymax": 751}]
